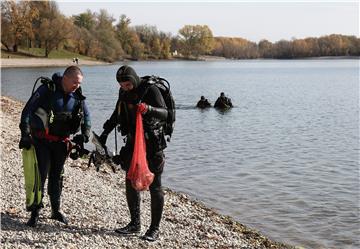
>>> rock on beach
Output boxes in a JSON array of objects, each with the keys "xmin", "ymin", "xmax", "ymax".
[{"xmin": 0, "ymin": 96, "xmax": 293, "ymax": 248}]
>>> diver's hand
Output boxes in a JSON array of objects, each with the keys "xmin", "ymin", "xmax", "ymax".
[
  {"xmin": 99, "ymin": 132, "xmax": 108, "ymax": 146},
  {"xmin": 72, "ymin": 134, "xmax": 88, "ymax": 145},
  {"xmin": 19, "ymin": 136, "xmax": 32, "ymax": 150},
  {"xmin": 137, "ymin": 103, "xmax": 148, "ymax": 114},
  {"xmin": 112, "ymin": 155, "xmax": 122, "ymax": 165}
]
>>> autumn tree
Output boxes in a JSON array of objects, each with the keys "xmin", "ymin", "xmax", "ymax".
[
  {"xmin": 258, "ymin": 39, "xmax": 273, "ymax": 58},
  {"xmin": 29, "ymin": 0, "xmax": 53, "ymax": 49},
  {"xmin": 273, "ymin": 40, "xmax": 293, "ymax": 58},
  {"xmin": 170, "ymin": 37, "xmax": 181, "ymax": 55},
  {"xmin": 3, "ymin": 1, "xmax": 358, "ymax": 61},
  {"xmin": 303, "ymin": 37, "xmax": 320, "ymax": 57},
  {"xmin": 93, "ymin": 9, "xmax": 123, "ymax": 62},
  {"xmin": 178, "ymin": 25, "xmax": 214, "ymax": 58},
  {"xmin": 345, "ymin": 36, "xmax": 360, "ymax": 56},
  {"xmin": 71, "ymin": 26, "xmax": 93, "ymax": 56},
  {"xmin": 1, "ymin": 10, "xmax": 13, "ymax": 51},
  {"xmin": 211, "ymin": 38, "xmax": 224, "ymax": 57},
  {"xmin": 219, "ymin": 37, "xmax": 238, "ymax": 58},
  {"xmin": 1, "ymin": 0, "xmax": 38, "ymax": 52},
  {"xmin": 74, "ymin": 10, "xmax": 95, "ymax": 30},
  {"xmin": 211, "ymin": 37, "xmax": 256, "ymax": 59},
  {"xmin": 36, "ymin": 2, "xmax": 74, "ymax": 57},
  {"xmin": 133, "ymin": 25, "xmax": 158, "ymax": 57},
  {"xmin": 131, "ymin": 34, "xmax": 145, "ymax": 60},
  {"xmin": 291, "ymin": 39, "xmax": 310, "ymax": 57},
  {"xmin": 131, "ymin": 25, "xmax": 172, "ymax": 59},
  {"xmin": 159, "ymin": 32, "xmax": 172, "ymax": 59},
  {"xmin": 72, "ymin": 10, "xmax": 97, "ymax": 56},
  {"xmin": 115, "ymin": 14, "xmax": 134, "ymax": 55}
]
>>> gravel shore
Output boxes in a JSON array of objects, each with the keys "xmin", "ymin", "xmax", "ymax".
[
  {"xmin": 1, "ymin": 58, "xmax": 109, "ymax": 68},
  {"xmin": 0, "ymin": 96, "xmax": 293, "ymax": 249}
]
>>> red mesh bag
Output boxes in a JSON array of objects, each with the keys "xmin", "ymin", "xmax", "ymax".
[{"xmin": 127, "ymin": 107, "xmax": 154, "ymax": 191}]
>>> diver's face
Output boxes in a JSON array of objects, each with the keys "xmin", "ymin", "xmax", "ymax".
[
  {"xmin": 62, "ymin": 74, "xmax": 82, "ymax": 93},
  {"xmin": 119, "ymin": 80, "xmax": 134, "ymax": 91}
]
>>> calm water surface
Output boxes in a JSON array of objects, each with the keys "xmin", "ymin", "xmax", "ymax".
[{"xmin": 2, "ymin": 60, "xmax": 359, "ymax": 249}]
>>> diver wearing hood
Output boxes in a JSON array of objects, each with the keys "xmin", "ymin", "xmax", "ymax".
[
  {"xmin": 19, "ymin": 66, "xmax": 91, "ymax": 227},
  {"xmin": 214, "ymin": 92, "xmax": 233, "ymax": 109},
  {"xmin": 99, "ymin": 65, "xmax": 168, "ymax": 242},
  {"xmin": 196, "ymin": 96, "xmax": 211, "ymax": 108}
]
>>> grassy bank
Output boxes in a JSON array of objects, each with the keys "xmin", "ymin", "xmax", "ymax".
[
  {"xmin": 1, "ymin": 47, "xmax": 97, "ymax": 61},
  {"xmin": 1, "ymin": 48, "xmax": 109, "ymax": 68}
]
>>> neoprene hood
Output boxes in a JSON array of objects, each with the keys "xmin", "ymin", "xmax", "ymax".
[{"xmin": 116, "ymin": 65, "xmax": 140, "ymax": 88}]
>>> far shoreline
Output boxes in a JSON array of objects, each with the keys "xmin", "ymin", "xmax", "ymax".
[
  {"xmin": 0, "ymin": 58, "xmax": 110, "ymax": 68},
  {"xmin": 1, "ymin": 55, "xmax": 358, "ymax": 69}
]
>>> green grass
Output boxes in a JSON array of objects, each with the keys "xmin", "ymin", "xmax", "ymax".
[
  {"xmin": 1, "ymin": 50, "xmax": 30, "ymax": 58},
  {"xmin": 1, "ymin": 47, "xmax": 96, "ymax": 61}
]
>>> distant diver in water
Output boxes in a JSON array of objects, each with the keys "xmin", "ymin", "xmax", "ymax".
[
  {"xmin": 196, "ymin": 96, "xmax": 211, "ymax": 109},
  {"xmin": 214, "ymin": 92, "xmax": 233, "ymax": 109}
]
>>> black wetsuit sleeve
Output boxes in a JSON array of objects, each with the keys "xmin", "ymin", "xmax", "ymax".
[
  {"xmin": 102, "ymin": 99, "xmax": 120, "ymax": 135},
  {"xmin": 143, "ymin": 85, "xmax": 168, "ymax": 121},
  {"xmin": 81, "ymin": 101, "xmax": 91, "ymax": 139}
]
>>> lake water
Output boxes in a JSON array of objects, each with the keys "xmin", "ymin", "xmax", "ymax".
[{"xmin": 1, "ymin": 60, "xmax": 359, "ymax": 249}]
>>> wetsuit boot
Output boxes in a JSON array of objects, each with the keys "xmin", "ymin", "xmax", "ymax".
[
  {"xmin": 50, "ymin": 198, "xmax": 68, "ymax": 225},
  {"xmin": 142, "ymin": 183, "xmax": 164, "ymax": 241},
  {"xmin": 26, "ymin": 208, "xmax": 39, "ymax": 227},
  {"xmin": 142, "ymin": 226, "xmax": 160, "ymax": 242},
  {"xmin": 115, "ymin": 180, "xmax": 141, "ymax": 235}
]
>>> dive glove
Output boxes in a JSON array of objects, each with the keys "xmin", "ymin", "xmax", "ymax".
[
  {"xmin": 112, "ymin": 155, "xmax": 122, "ymax": 165},
  {"xmin": 19, "ymin": 136, "xmax": 32, "ymax": 150},
  {"xmin": 72, "ymin": 134, "xmax": 89, "ymax": 145},
  {"xmin": 99, "ymin": 132, "xmax": 108, "ymax": 146}
]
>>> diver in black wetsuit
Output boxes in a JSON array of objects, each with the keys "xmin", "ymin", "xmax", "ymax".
[
  {"xmin": 196, "ymin": 96, "xmax": 211, "ymax": 108},
  {"xmin": 214, "ymin": 92, "xmax": 233, "ymax": 109},
  {"xmin": 99, "ymin": 65, "xmax": 168, "ymax": 242}
]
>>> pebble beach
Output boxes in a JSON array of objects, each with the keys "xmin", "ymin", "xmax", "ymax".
[
  {"xmin": 0, "ymin": 58, "xmax": 109, "ymax": 68},
  {"xmin": 0, "ymin": 96, "xmax": 294, "ymax": 249}
]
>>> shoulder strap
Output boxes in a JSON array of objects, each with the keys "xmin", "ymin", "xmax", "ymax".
[
  {"xmin": 32, "ymin": 77, "xmax": 55, "ymax": 95},
  {"xmin": 138, "ymin": 76, "xmax": 170, "ymax": 103},
  {"xmin": 138, "ymin": 79, "xmax": 155, "ymax": 104}
]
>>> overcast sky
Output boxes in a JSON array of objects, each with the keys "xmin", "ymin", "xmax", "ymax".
[{"xmin": 56, "ymin": 0, "xmax": 359, "ymax": 42}]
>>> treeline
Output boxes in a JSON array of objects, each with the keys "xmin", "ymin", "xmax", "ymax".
[
  {"xmin": 213, "ymin": 35, "xmax": 360, "ymax": 59},
  {"xmin": 1, "ymin": 0, "xmax": 359, "ymax": 62}
]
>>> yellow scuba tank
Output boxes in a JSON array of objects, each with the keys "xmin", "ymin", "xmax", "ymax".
[{"xmin": 22, "ymin": 145, "xmax": 42, "ymax": 211}]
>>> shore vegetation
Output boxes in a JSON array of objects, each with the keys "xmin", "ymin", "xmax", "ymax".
[{"xmin": 1, "ymin": 0, "xmax": 359, "ymax": 62}]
